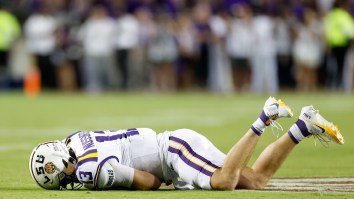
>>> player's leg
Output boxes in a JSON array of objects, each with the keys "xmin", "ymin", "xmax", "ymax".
[
  {"xmin": 210, "ymin": 129, "xmax": 261, "ymax": 190},
  {"xmin": 236, "ymin": 105, "xmax": 344, "ymax": 189},
  {"xmin": 236, "ymin": 133, "xmax": 296, "ymax": 189},
  {"xmin": 210, "ymin": 97, "xmax": 293, "ymax": 190},
  {"xmin": 166, "ymin": 128, "xmax": 226, "ymax": 190}
]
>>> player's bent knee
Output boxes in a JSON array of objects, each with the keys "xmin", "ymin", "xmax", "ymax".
[
  {"xmin": 252, "ymin": 181, "xmax": 266, "ymax": 190},
  {"xmin": 212, "ymin": 181, "xmax": 236, "ymax": 191},
  {"xmin": 210, "ymin": 169, "xmax": 240, "ymax": 190},
  {"xmin": 252, "ymin": 174, "xmax": 269, "ymax": 190}
]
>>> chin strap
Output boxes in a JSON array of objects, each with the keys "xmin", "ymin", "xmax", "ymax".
[
  {"xmin": 59, "ymin": 172, "xmax": 83, "ymax": 190},
  {"xmin": 60, "ymin": 140, "xmax": 82, "ymax": 190}
]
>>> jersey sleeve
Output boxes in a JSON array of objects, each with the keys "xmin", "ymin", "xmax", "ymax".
[{"xmin": 76, "ymin": 156, "xmax": 134, "ymax": 190}]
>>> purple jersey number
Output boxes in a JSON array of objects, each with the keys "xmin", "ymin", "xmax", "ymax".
[
  {"xmin": 78, "ymin": 171, "xmax": 93, "ymax": 184},
  {"xmin": 95, "ymin": 128, "xmax": 139, "ymax": 142}
]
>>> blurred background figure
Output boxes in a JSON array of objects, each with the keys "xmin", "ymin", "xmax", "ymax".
[
  {"xmin": 193, "ymin": 2, "xmax": 212, "ymax": 89},
  {"xmin": 0, "ymin": 3, "xmax": 21, "ymax": 90},
  {"xmin": 226, "ymin": 3, "xmax": 254, "ymax": 92},
  {"xmin": 147, "ymin": 12, "xmax": 178, "ymax": 92},
  {"xmin": 343, "ymin": 42, "xmax": 354, "ymax": 93},
  {"xmin": 78, "ymin": 2, "xmax": 118, "ymax": 93},
  {"xmin": 1, "ymin": 0, "xmax": 354, "ymax": 94},
  {"xmin": 58, "ymin": 0, "xmax": 92, "ymax": 91},
  {"xmin": 24, "ymin": 1, "xmax": 59, "ymax": 90},
  {"xmin": 209, "ymin": 7, "xmax": 233, "ymax": 93},
  {"xmin": 114, "ymin": 1, "xmax": 139, "ymax": 91},
  {"xmin": 51, "ymin": 0, "xmax": 87, "ymax": 92},
  {"xmin": 130, "ymin": 6, "xmax": 155, "ymax": 90},
  {"xmin": 274, "ymin": 6, "xmax": 295, "ymax": 90},
  {"xmin": 251, "ymin": 7, "xmax": 278, "ymax": 94},
  {"xmin": 324, "ymin": 0, "xmax": 354, "ymax": 89},
  {"xmin": 175, "ymin": 10, "xmax": 196, "ymax": 91},
  {"xmin": 292, "ymin": 7, "xmax": 324, "ymax": 92}
]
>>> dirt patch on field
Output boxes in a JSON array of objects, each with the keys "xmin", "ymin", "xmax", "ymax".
[{"xmin": 263, "ymin": 177, "xmax": 354, "ymax": 193}]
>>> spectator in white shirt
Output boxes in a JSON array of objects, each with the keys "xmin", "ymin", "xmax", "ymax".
[
  {"xmin": 115, "ymin": 10, "xmax": 139, "ymax": 90},
  {"xmin": 226, "ymin": 4, "xmax": 254, "ymax": 92},
  {"xmin": 24, "ymin": 4, "xmax": 59, "ymax": 89},
  {"xmin": 78, "ymin": 3, "xmax": 118, "ymax": 93},
  {"xmin": 251, "ymin": 9, "xmax": 278, "ymax": 94}
]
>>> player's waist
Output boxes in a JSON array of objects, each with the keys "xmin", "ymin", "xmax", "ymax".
[{"xmin": 156, "ymin": 131, "xmax": 175, "ymax": 184}]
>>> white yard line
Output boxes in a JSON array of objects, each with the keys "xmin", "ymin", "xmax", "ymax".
[
  {"xmin": 0, "ymin": 143, "xmax": 33, "ymax": 152},
  {"xmin": 262, "ymin": 177, "xmax": 354, "ymax": 193}
]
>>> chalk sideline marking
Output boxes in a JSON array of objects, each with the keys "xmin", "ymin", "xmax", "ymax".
[{"xmin": 261, "ymin": 177, "xmax": 354, "ymax": 193}]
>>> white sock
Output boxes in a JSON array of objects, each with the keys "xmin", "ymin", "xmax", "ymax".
[
  {"xmin": 288, "ymin": 119, "xmax": 310, "ymax": 144},
  {"xmin": 251, "ymin": 110, "xmax": 270, "ymax": 136}
]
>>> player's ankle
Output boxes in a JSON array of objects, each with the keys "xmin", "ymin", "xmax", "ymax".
[
  {"xmin": 251, "ymin": 111, "xmax": 270, "ymax": 136},
  {"xmin": 288, "ymin": 119, "xmax": 310, "ymax": 144}
]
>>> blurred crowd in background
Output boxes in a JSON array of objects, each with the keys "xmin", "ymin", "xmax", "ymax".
[{"xmin": 0, "ymin": 0, "xmax": 354, "ymax": 95}]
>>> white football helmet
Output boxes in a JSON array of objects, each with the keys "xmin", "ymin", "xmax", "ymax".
[{"xmin": 29, "ymin": 140, "xmax": 80, "ymax": 190}]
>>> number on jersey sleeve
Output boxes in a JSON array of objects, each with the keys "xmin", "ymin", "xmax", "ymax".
[{"xmin": 76, "ymin": 156, "xmax": 134, "ymax": 190}]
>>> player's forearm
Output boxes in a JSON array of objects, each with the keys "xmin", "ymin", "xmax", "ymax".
[{"xmin": 131, "ymin": 169, "xmax": 162, "ymax": 190}]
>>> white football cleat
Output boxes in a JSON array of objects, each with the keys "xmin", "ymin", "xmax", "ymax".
[
  {"xmin": 299, "ymin": 106, "xmax": 344, "ymax": 145},
  {"xmin": 252, "ymin": 97, "xmax": 293, "ymax": 137},
  {"xmin": 260, "ymin": 97, "xmax": 293, "ymax": 136},
  {"xmin": 263, "ymin": 96, "xmax": 294, "ymax": 121}
]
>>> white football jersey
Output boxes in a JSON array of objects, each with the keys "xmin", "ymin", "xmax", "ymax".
[{"xmin": 66, "ymin": 128, "xmax": 163, "ymax": 189}]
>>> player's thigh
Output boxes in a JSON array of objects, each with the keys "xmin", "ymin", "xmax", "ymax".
[{"xmin": 168, "ymin": 129, "xmax": 226, "ymax": 189}]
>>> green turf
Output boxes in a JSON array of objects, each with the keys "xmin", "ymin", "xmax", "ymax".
[{"xmin": 0, "ymin": 91, "xmax": 353, "ymax": 198}]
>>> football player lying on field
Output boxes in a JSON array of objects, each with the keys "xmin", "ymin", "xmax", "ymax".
[{"xmin": 29, "ymin": 97, "xmax": 344, "ymax": 190}]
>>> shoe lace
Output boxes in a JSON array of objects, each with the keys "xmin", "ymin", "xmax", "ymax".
[
  {"xmin": 313, "ymin": 122, "xmax": 341, "ymax": 147},
  {"xmin": 266, "ymin": 105, "xmax": 284, "ymax": 138},
  {"xmin": 312, "ymin": 134, "xmax": 331, "ymax": 148},
  {"xmin": 269, "ymin": 120, "xmax": 283, "ymax": 138}
]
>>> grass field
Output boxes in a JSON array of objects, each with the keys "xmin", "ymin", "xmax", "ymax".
[{"xmin": 0, "ymin": 91, "xmax": 353, "ymax": 198}]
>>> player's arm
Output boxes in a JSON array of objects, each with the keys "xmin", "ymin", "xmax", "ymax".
[
  {"xmin": 86, "ymin": 157, "xmax": 161, "ymax": 190},
  {"xmin": 131, "ymin": 169, "xmax": 161, "ymax": 190}
]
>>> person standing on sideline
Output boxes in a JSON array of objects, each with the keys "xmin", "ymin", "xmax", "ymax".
[
  {"xmin": 293, "ymin": 7, "xmax": 324, "ymax": 92},
  {"xmin": 324, "ymin": 0, "xmax": 354, "ymax": 89},
  {"xmin": 0, "ymin": 4, "xmax": 21, "ymax": 89},
  {"xmin": 251, "ymin": 8, "xmax": 278, "ymax": 94},
  {"xmin": 114, "ymin": 5, "xmax": 139, "ymax": 90},
  {"xmin": 226, "ymin": 3, "xmax": 254, "ymax": 92},
  {"xmin": 147, "ymin": 12, "xmax": 178, "ymax": 92},
  {"xmin": 193, "ymin": 2, "xmax": 212, "ymax": 89},
  {"xmin": 209, "ymin": 8, "xmax": 233, "ymax": 93},
  {"xmin": 78, "ymin": 3, "xmax": 118, "ymax": 93},
  {"xmin": 24, "ymin": 3, "xmax": 59, "ymax": 89}
]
